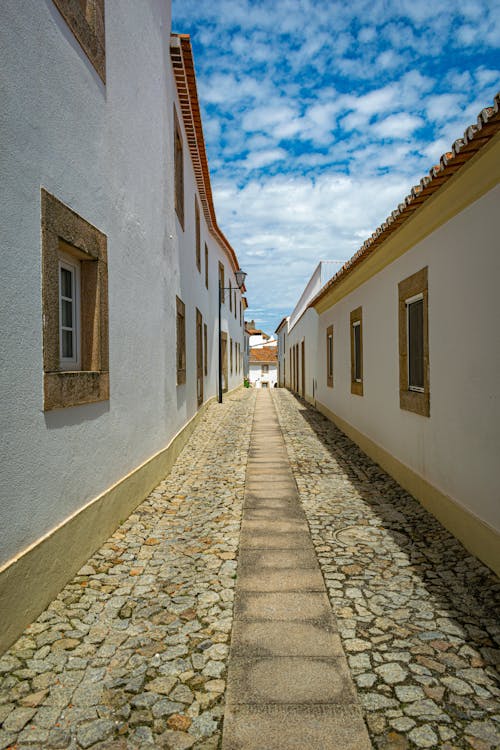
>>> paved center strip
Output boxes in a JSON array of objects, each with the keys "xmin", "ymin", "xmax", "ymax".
[{"xmin": 222, "ymin": 390, "xmax": 372, "ymax": 750}]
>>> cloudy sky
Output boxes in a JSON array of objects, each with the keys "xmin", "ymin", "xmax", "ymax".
[{"xmin": 171, "ymin": 0, "xmax": 499, "ymax": 335}]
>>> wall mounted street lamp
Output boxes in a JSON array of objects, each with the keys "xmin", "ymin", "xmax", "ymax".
[{"xmin": 219, "ymin": 269, "xmax": 247, "ymax": 403}]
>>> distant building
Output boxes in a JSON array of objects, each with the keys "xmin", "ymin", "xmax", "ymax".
[
  {"xmin": 249, "ymin": 346, "xmax": 278, "ymax": 389},
  {"xmin": 246, "ymin": 320, "xmax": 276, "ymax": 348}
]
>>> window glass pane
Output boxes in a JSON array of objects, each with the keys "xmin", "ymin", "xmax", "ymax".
[
  {"xmin": 62, "ymin": 329, "xmax": 73, "ymax": 358},
  {"xmin": 61, "ymin": 267, "xmax": 72, "ymax": 298},
  {"xmin": 62, "ymin": 299, "xmax": 73, "ymax": 328},
  {"xmin": 408, "ymin": 299, "xmax": 424, "ymax": 388},
  {"xmin": 354, "ymin": 324, "xmax": 361, "ymax": 380}
]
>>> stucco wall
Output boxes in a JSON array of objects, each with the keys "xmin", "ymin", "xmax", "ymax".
[
  {"xmin": 249, "ymin": 364, "xmax": 278, "ymax": 388},
  {"xmin": 0, "ymin": 0, "xmax": 243, "ymax": 569},
  {"xmin": 316, "ymin": 185, "xmax": 500, "ymax": 533}
]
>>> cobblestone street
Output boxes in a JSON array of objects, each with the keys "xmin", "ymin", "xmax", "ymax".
[
  {"xmin": 0, "ymin": 390, "xmax": 255, "ymax": 750},
  {"xmin": 273, "ymin": 390, "xmax": 500, "ymax": 750},
  {"xmin": 0, "ymin": 388, "xmax": 499, "ymax": 750}
]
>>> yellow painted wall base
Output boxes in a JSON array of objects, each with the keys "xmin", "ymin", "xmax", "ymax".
[
  {"xmin": 0, "ymin": 394, "xmax": 222, "ymax": 655},
  {"xmin": 315, "ymin": 400, "xmax": 500, "ymax": 578}
]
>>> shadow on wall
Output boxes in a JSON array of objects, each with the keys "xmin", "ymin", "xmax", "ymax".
[{"xmin": 283, "ymin": 391, "xmax": 500, "ymax": 694}]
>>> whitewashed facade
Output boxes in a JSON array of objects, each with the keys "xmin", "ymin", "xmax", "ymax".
[
  {"xmin": 280, "ymin": 100, "xmax": 500, "ymax": 575},
  {"xmin": 0, "ymin": 0, "xmax": 246, "ymax": 652}
]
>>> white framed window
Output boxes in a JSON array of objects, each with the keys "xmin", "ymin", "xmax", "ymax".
[
  {"xmin": 58, "ymin": 254, "xmax": 81, "ymax": 370},
  {"xmin": 406, "ymin": 292, "xmax": 424, "ymax": 392}
]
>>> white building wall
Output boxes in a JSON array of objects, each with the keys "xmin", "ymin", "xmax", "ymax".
[
  {"xmin": 249, "ymin": 364, "xmax": 278, "ymax": 389},
  {"xmin": 0, "ymin": 0, "xmax": 244, "ymax": 572},
  {"xmin": 284, "ymin": 309, "xmax": 319, "ymax": 399},
  {"xmin": 316, "ymin": 185, "xmax": 500, "ymax": 534}
]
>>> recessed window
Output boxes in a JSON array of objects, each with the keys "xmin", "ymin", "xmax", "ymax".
[
  {"xmin": 326, "ymin": 324, "xmax": 333, "ymax": 388},
  {"xmin": 398, "ymin": 268, "xmax": 429, "ymax": 416},
  {"xmin": 229, "ymin": 281, "xmax": 232, "ymax": 312},
  {"xmin": 174, "ymin": 107, "xmax": 184, "ymax": 230},
  {"xmin": 350, "ymin": 307, "xmax": 363, "ymax": 396},
  {"xmin": 195, "ymin": 198, "xmax": 201, "ymax": 272},
  {"xmin": 219, "ymin": 262, "xmax": 225, "ymax": 303},
  {"xmin": 262, "ymin": 364, "xmax": 269, "ymax": 373},
  {"xmin": 203, "ymin": 323, "xmax": 208, "ymax": 375},
  {"xmin": 407, "ymin": 295, "xmax": 424, "ymax": 391},
  {"xmin": 41, "ymin": 190, "xmax": 109, "ymax": 411},
  {"xmin": 176, "ymin": 296, "xmax": 186, "ymax": 385},
  {"xmin": 204, "ymin": 243, "xmax": 209, "ymax": 289},
  {"xmin": 230, "ymin": 338, "xmax": 233, "ymax": 374},
  {"xmin": 52, "ymin": 0, "xmax": 106, "ymax": 83},
  {"xmin": 234, "ymin": 290, "xmax": 237, "ymax": 318}
]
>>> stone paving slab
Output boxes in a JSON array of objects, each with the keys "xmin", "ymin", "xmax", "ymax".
[
  {"xmin": 234, "ymin": 591, "xmax": 333, "ymax": 623},
  {"xmin": 226, "ymin": 656, "xmax": 357, "ymax": 704},
  {"xmin": 239, "ymin": 531, "xmax": 314, "ymax": 550},
  {"xmin": 229, "ymin": 621, "xmax": 343, "ymax": 657},
  {"xmin": 222, "ymin": 704, "xmax": 372, "ymax": 750},
  {"xmin": 272, "ymin": 388, "xmax": 500, "ymax": 750},
  {"xmin": 237, "ymin": 548, "xmax": 319, "ymax": 570},
  {"xmin": 236, "ymin": 568, "xmax": 325, "ymax": 592}
]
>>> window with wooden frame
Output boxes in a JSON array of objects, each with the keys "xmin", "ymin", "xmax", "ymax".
[
  {"xmin": 326, "ymin": 324, "xmax": 333, "ymax": 388},
  {"xmin": 195, "ymin": 198, "xmax": 201, "ymax": 271},
  {"xmin": 262, "ymin": 364, "xmax": 269, "ymax": 374},
  {"xmin": 398, "ymin": 267, "xmax": 429, "ymax": 416},
  {"xmin": 41, "ymin": 189, "xmax": 109, "ymax": 411},
  {"xmin": 52, "ymin": 0, "xmax": 106, "ymax": 83},
  {"xmin": 203, "ymin": 323, "xmax": 208, "ymax": 376},
  {"xmin": 176, "ymin": 296, "xmax": 186, "ymax": 385},
  {"xmin": 219, "ymin": 262, "xmax": 225, "ymax": 303},
  {"xmin": 204, "ymin": 243, "xmax": 209, "ymax": 289},
  {"xmin": 350, "ymin": 307, "xmax": 363, "ymax": 396},
  {"xmin": 174, "ymin": 107, "xmax": 184, "ymax": 229}
]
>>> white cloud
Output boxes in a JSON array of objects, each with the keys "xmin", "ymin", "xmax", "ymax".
[
  {"xmin": 242, "ymin": 148, "xmax": 288, "ymax": 170},
  {"xmin": 372, "ymin": 113, "xmax": 424, "ymax": 139},
  {"xmin": 173, "ymin": 0, "xmax": 500, "ymax": 333}
]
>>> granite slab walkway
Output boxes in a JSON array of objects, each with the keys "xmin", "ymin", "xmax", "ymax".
[{"xmin": 221, "ymin": 390, "xmax": 372, "ymax": 750}]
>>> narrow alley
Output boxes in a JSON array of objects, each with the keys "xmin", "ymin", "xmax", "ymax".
[{"xmin": 0, "ymin": 390, "xmax": 498, "ymax": 750}]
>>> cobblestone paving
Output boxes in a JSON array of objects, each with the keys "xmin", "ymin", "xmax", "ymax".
[
  {"xmin": 0, "ymin": 389, "xmax": 255, "ymax": 750},
  {"xmin": 272, "ymin": 389, "xmax": 500, "ymax": 750}
]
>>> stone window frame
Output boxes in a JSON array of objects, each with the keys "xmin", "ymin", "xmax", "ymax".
[
  {"xmin": 41, "ymin": 189, "xmax": 109, "ymax": 411},
  {"xmin": 326, "ymin": 324, "xmax": 333, "ymax": 388},
  {"xmin": 174, "ymin": 107, "xmax": 184, "ymax": 230},
  {"xmin": 398, "ymin": 267, "xmax": 430, "ymax": 417},
  {"xmin": 195, "ymin": 198, "xmax": 201, "ymax": 272},
  {"xmin": 350, "ymin": 306, "xmax": 363, "ymax": 396},
  {"xmin": 176, "ymin": 296, "xmax": 186, "ymax": 385},
  {"xmin": 52, "ymin": 0, "xmax": 106, "ymax": 83}
]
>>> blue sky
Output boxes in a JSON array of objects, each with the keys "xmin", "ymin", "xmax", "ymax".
[{"xmin": 171, "ymin": 0, "xmax": 499, "ymax": 335}]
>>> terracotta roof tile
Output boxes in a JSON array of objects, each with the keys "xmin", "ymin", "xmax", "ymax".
[
  {"xmin": 249, "ymin": 346, "xmax": 278, "ymax": 364},
  {"xmin": 310, "ymin": 92, "xmax": 500, "ymax": 309},
  {"xmin": 170, "ymin": 35, "xmax": 245, "ymax": 288}
]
